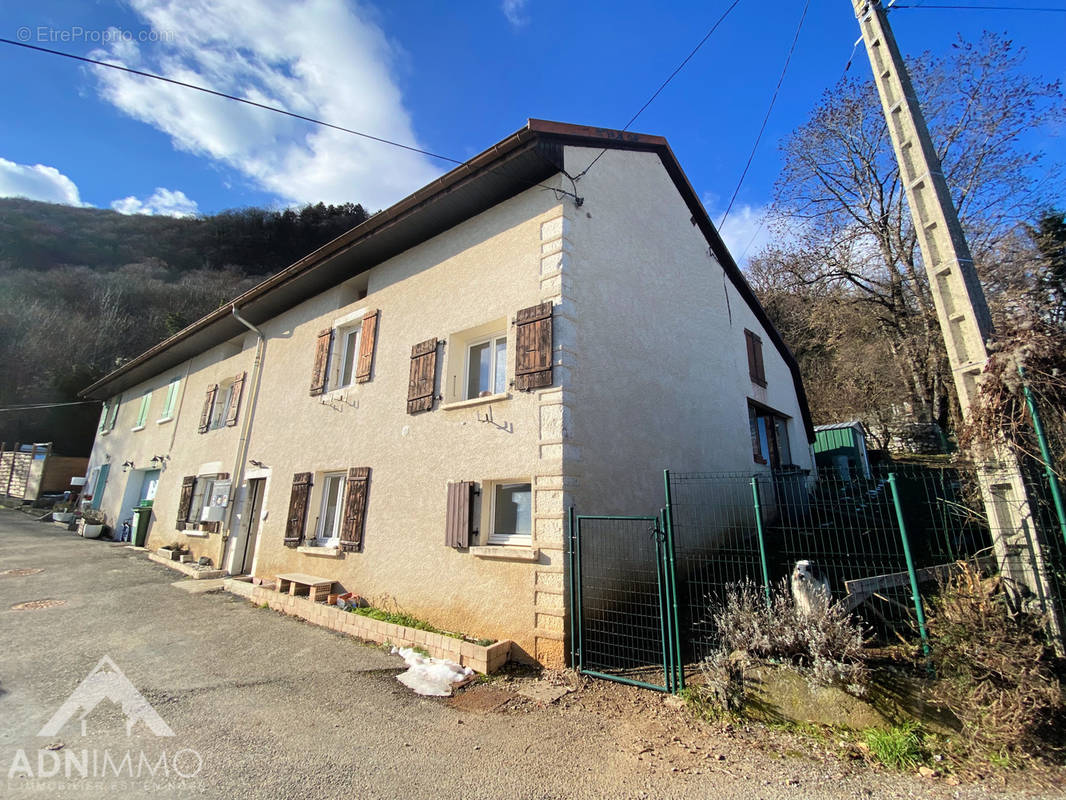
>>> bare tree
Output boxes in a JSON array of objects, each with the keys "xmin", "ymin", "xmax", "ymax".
[{"xmin": 761, "ymin": 33, "xmax": 1063, "ymax": 433}]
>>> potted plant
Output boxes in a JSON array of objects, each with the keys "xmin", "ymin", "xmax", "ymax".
[
  {"xmin": 52, "ymin": 501, "xmax": 75, "ymax": 524},
  {"xmin": 80, "ymin": 509, "xmax": 108, "ymax": 539},
  {"xmin": 159, "ymin": 542, "xmax": 186, "ymax": 561}
]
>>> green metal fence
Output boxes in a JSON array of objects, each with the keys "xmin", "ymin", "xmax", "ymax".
[
  {"xmin": 570, "ymin": 461, "xmax": 1066, "ymax": 691},
  {"xmin": 567, "ymin": 511, "xmax": 682, "ymax": 692}
]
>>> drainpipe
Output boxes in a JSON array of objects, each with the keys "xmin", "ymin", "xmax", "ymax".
[{"xmin": 223, "ymin": 304, "xmax": 266, "ymax": 572}]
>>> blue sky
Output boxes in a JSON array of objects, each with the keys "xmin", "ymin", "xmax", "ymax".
[{"xmin": 1, "ymin": 0, "xmax": 1063, "ymax": 263}]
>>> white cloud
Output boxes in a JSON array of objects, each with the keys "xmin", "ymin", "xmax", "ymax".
[
  {"xmin": 88, "ymin": 0, "xmax": 441, "ymax": 211},
  {"xmin": 0, "ymin": 158, "xmax": 84, "ymax": 205},
  {"xmin": 111, "ymin": 187, "xmax": 199, "ymax": 217},
  {"xmin": 702, "ymin": 193, "xmax": 773, "ymax": 268},
  {"xmin": 502, "ymin": 0, "xmax": 529, "ymax": 27}
]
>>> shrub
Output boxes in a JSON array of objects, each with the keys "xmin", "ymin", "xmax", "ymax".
[
  {"xmin": 925, "ymin": 561, "xmax": 1064, "ymax": 762},
  {"xmin": 700, "ymin": 579, "xmax": 868, "ymax": 709}
]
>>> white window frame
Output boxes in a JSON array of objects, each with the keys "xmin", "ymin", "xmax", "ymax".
[
  {"xmin": 104, "ymin": 395, "xmax": 121, "ymax": 431},
  {"xmin": 325, "ymin": 308, "xmax": 368, "ymax": 394},
  {"xmin": 133, "ymin": 391, "xmax": 152, "ymax": 430},
  {"xmin": 314, "ymin": 472, "xmax": 346, "ymax": 546},
  {"xmin": 464, "ymin": 333, "xmax": 507, "ymax": 400},
  {"xmin": 159, "ymin": 378, "xmax": 180, "ymax": 422},
  {"xmin": 487, "ymin": 480, "xmax": 532, "ymax": 545},
  {"xmin": 209, "ymin": 380, "xmax": 234, "ymax": 431}
]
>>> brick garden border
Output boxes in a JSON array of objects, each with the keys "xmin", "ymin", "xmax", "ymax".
[{"xmin": 246, "ymin": 585, "xmax": 511, "ymax": 674}]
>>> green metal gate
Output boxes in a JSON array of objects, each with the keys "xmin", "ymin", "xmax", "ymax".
[{"xmin": 567, "ymin": 509, "xmax": 683, "ymax": 692}]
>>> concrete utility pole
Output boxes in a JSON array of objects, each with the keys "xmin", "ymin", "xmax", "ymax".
[{"xmin": 850, "ymin": 0, "xmax": 1061, "ymax": 635}]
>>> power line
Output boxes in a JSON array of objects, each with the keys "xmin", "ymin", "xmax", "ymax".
[
  {"xmin": 573, "ymin": 0, "xmax": 745, "ymax": 181},
  {"xmin": 0, "ymin": 400, "xmax": 99, "ymax": 414},
  {"xmin": 719, "ymin": 0, "xmax": 810, "ymax": 229},
  {"xmin": 891, "ymin": 3, "xmax": 1066, "ymax": 10},
  {"xmin": 0, "ymin": 38, "xmax": 585, "ymax": 204},
  {"xmin": 0, "ymin": 38, "xmax": 465, "ymax": 166}
]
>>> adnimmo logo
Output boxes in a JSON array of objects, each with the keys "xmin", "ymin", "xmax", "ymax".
[{"xmin": 6, "ymin": 656, "xmax": 203, "ymax": 789}]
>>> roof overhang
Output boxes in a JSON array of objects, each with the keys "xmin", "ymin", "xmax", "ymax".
[{"xmin": 80, "ymin": 118, "xmax": 814, "ymax": 442}]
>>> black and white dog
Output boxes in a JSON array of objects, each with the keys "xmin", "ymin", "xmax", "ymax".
[{"xmin": 791, "ymin": 560, "xmax": 832, "ymax": 616}]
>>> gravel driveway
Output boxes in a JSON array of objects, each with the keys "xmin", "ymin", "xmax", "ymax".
[{"xmin": 0, "ymin": 509, "xmax": 1059, "ymax": 799}]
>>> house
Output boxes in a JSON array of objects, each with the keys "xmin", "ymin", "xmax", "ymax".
[
  {"xmin": 78, "ymin": 120, "xmax": 814, "ymax": 666},
  {"xmin": 813, "ymin": 421, "xmax": 872, "ymax": 480}
]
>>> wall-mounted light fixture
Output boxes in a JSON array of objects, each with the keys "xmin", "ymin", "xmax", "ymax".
[
  {"xmin": 121, "ymin": 460, "xmax": 135, "ymax": 472},
  {"xmin": 149, "ymin": 454, "xmax": 169, "ymax": 464},
  {"xmin": 248, "ymin": 459, "xmax": 266, "ymax": 469}
]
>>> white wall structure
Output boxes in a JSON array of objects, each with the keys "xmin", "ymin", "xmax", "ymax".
[{"xmin": 80, "ymin": 121, "xmax": 814, "ymax": 666}]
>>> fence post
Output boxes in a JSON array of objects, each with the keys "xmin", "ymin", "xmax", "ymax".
[
  {"xmin": 654, "ymin": 513, "xmax": 674, "ymax": 693},
  {"xmin": 888, "ymin": 472, "xmax": 931, "ymax": 658},
  {"xmin": 750, "ymin": 477, "xmax": 773, "ymax": 609},
  {"xmin": 566, "ymin": 505, "xmax": 577, "ymax": 670},
  {"xmin": 662, "ymin": 470, "xmax": 684, "ymax": 692},
  {"xmin": 1020, "ymin": 367, "xmax": 1066, "ymax": 548}
]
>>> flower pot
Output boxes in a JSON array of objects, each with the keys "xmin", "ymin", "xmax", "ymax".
[
  {"xmin": 82, "ymin": 524, "xmax": 105, "ymax": 539},
  {"xmin": 52, "ymin": 512, "xmax": 74, "ymax": 523}
]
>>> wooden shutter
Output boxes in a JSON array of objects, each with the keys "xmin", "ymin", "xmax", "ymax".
[
  {"xmin": 284, "ymin": 472, "xmax": 312, "ymax": 547},
  {"xmin": 445, "ymin": 481, "xmax": 475, "ymax": 548},
  {"xmin": 407, "ymin": 338, "xmax": 438, "ymax": 414},
  {"xmin": 309, "ymin": 328, "xmax": 333, "ymax": 396},
  {"xmin": 515, "ymin": 302, "xmax": 553, "ymax": 391},
  {"xmin": 355, "ymin": 310, "xmax": 379, "ymax": 384},
  {"xmin": 339, "ymin": 467, "xmax": 371, "ymax": 553},
  {"xmin": 177, "ymin": 475, "xmax": 196, "ymax": 527},
  {"xmin": 745, "ymin": 329, "xmax": 766, "ymax": 386},
  {"xmin": 225, "ymin": 372, "xmax": 246, "ymax": 427},
  {"xmin": 198, "ymin": 384, "xmax": 217, "ymax": 433}
]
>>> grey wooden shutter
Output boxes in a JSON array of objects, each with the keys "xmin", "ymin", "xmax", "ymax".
[
  {"xmin": 445, "ymin": 481, "xmax": 475, "ymax": 548},
  {"xmin": 198, "ymin": 385, "xmax": 217, "ymax": 433},
  {"xmin": 407, "ymin": 338, "xmax": 438, "ymax": 413},
  {"xmin": 225, "ymin": 372, "xmax": 246, "ymax": 427},
  {"xmin": 310, "ymin": 328, "xmax": 333, "ymax": 396},
  {"xmin": 745, "ymin": 330, "xmax": 766, "ymax": 386},
  {"xmin": 355, "ymin": 310, "xmax": 379, "ymax": 384},
  {"xmin": 515, "ymin": 302, "xmax": 553, "ymax": 391},
  {"xmin": 284, "ymin": 472, "xmax": 312, "ymax": 547},
  {"xmin": 339, "ymin": 467, "xmax": 371, "ymax": 552},
  {"xmin": 177, "ymin": 475, "xmax": 196, "ymax": 527}
]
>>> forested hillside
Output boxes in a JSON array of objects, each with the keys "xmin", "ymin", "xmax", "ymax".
[{"xmin": 0, "ymin": 199, "xmax": 370, "ymax": 454}]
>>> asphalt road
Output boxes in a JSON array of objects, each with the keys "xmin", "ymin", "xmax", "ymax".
[{"xmin": 0, "ymin": 509, "xmax": 1053, "ymax": 799}]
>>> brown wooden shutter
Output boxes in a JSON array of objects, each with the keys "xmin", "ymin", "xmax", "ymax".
[
  {"xmin": 445, "ymin": 481, "xmax": 475, "ymax": 548},
  {"xmin": 309, "ymin": 328, "xmax": 333, "ymax": 396},
  {"xmin": 355, "ymin": 310, "xmax": 379, "ymax": 384},
  {"xmin": 339, "ymin": 467, "xmax": 371, "ymax": 552},
  {"xmin": 177, "ymin": 475, "xmax": 196, "ymax": 527},
  {"xmin": 198, "ymin": 384, "xmax": 218, "ymax": 433},
  {"xmin": 284, "ymin": 472, "xmax": 312, "ymax": 547},
  {"xmin": 225, "ymin": 372, "xmax": 246, "ymax": 427},
  {"xmin": 407, "ymin": 338, "xmax": 438, "ymax": 414},
  {"xmin": 745, "ymin": 329, "xmax": 766, "ymax": 386},
  {"xmin": 515, "ymin": 302, "xmax": 553, "ymax": 391}
]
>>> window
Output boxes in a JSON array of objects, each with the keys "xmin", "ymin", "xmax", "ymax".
[
  {"xmin": 745, "ymin": 329, "xmax": 766, "ymax": 387},
  {"xmin": 177, "ymin": 472, "xmax": 228, "ymax": 532},
  {"xmin": 102, "ymin": 395, "xmax": 121, "ymax": 432},
  {"xmin": 490, "ymin": 482, "xmax": 531, "ymax": 544},
  {"xmin": 209, "ymin": 381, "xmax": 234, "ymax": 430},
  {"xmin": 466, "ymin": 335, "xmax": 507, "ymax": 399},
  {"xmin": 190, "ymin": 477, "xmax": 214, "ymax": 524},
  {"xmin": 159, "ymin": 378, "xmax": 180, "ymax": 421},
  {"xmin": 315, "ymin": 472, "xmax": 346, "ymax": 545},
  {"xmin": 134, "ymin": 391, "xmax": 152, "ymax": 429},
  {"xmin": 331, "ymin": 325, "xmax": 361, "ymax": 391},
  {"xmin": 749, "ymin": 403, "xmax": 792, "ymax": 468}
]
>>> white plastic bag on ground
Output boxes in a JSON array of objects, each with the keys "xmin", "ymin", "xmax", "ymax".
[{"xmin": 392, "ymin": 646, "xmax": 474, "ymax": 697}]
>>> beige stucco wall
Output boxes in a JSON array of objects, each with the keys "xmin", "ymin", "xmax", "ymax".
[
  {"xmin": 85, "ymin": 337, "xmax": 255, "ymax": 554},
  {"xmin": 560, "ymin": 145, "xmax": 812, "ymax": 521},
  {"xmin": 84, "ymin": 146, "xmax": 812, "ymax": 667}
]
